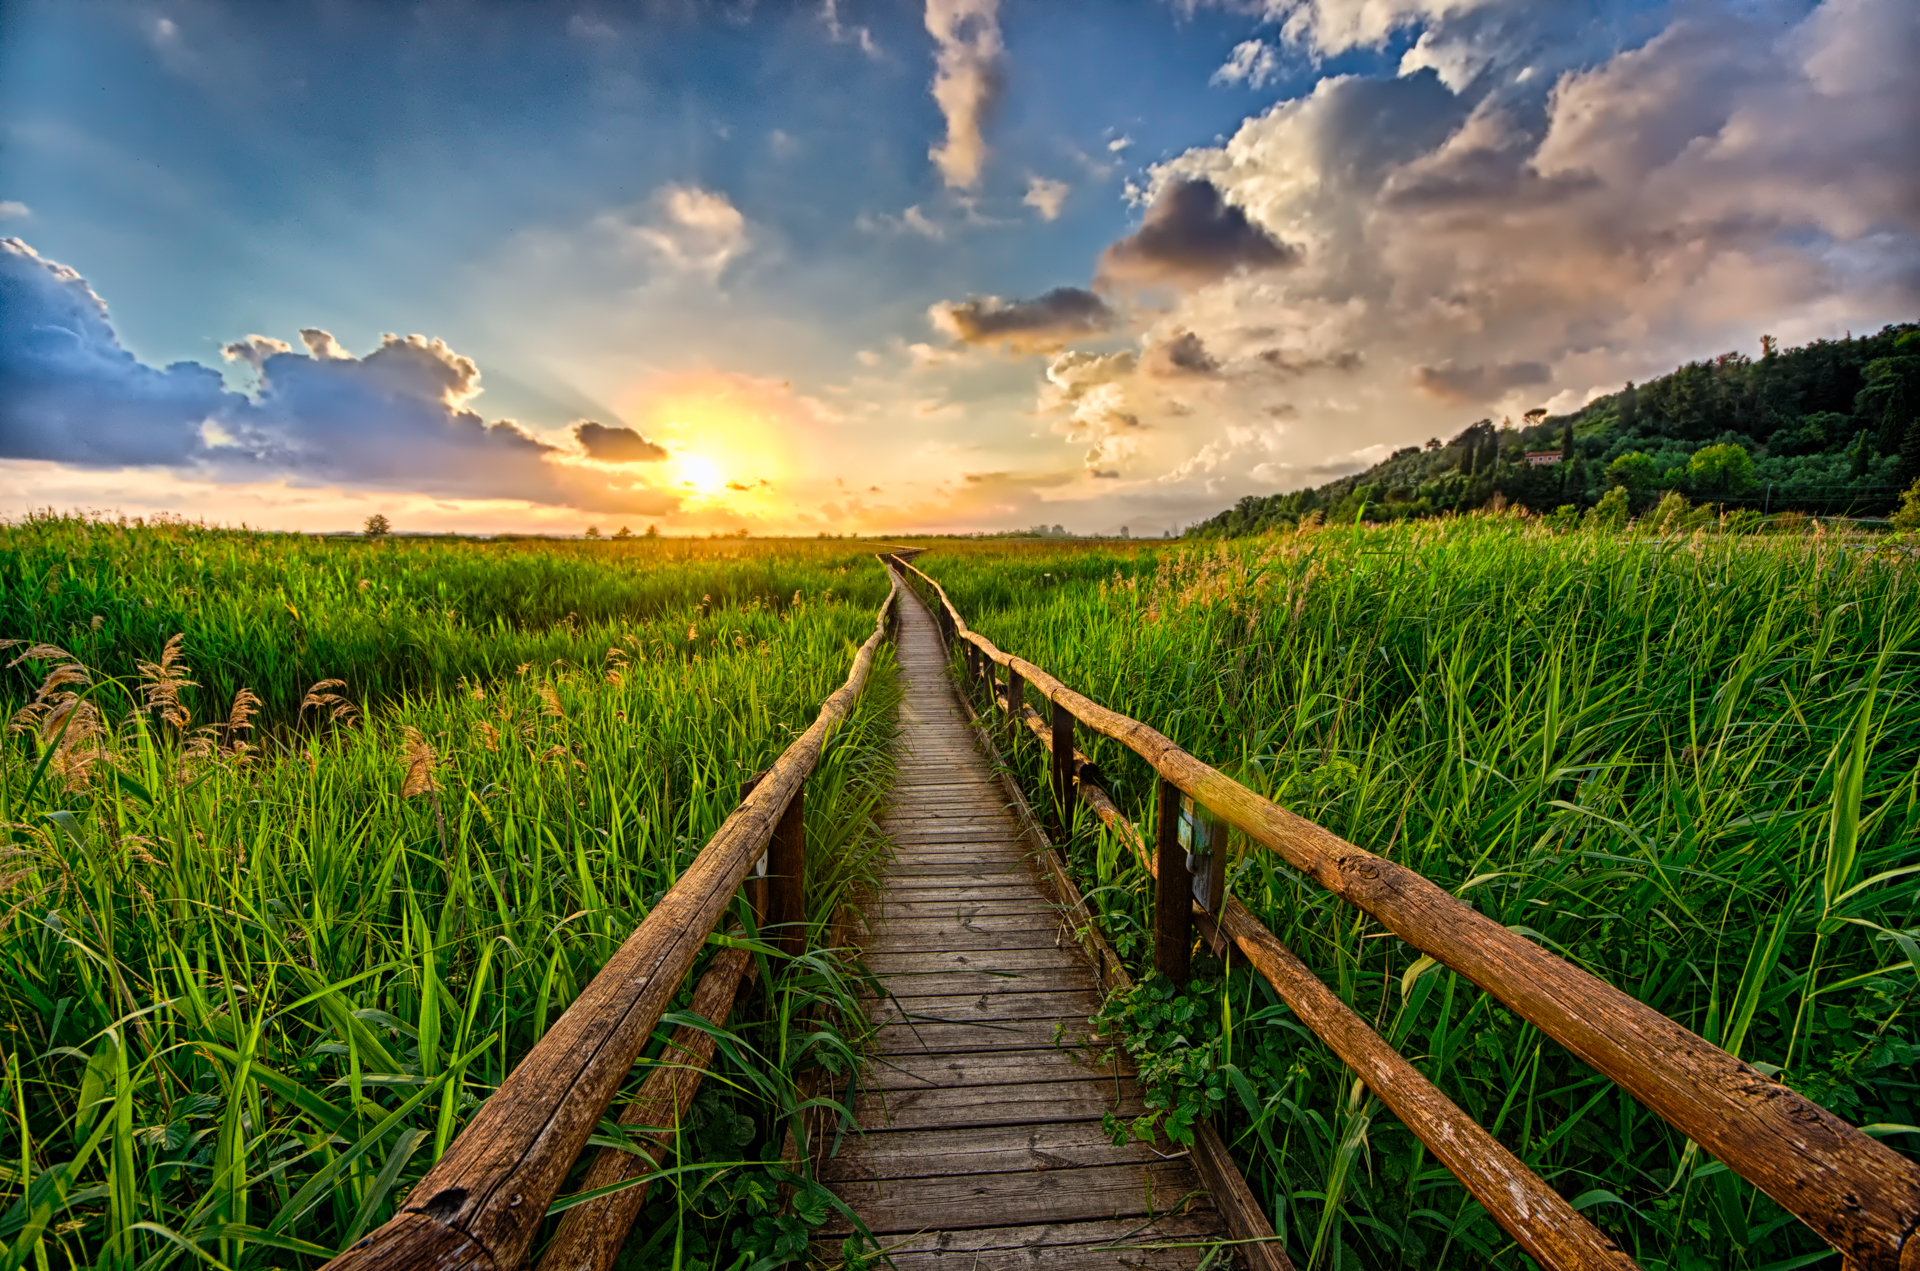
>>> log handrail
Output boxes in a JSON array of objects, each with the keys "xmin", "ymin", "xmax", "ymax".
[
  {"xmin": 324, "ymin": 573, "xmax": 899, "ymax": 1271},
  {"xmin": 887, "ymin": 554, "xmax": 1920, "ymax": 1271}
]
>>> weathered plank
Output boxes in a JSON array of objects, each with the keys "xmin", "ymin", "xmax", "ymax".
[
  {"xmin": 821, "ymin": 1123, "xmax": 1166, "ymax": 1180},
  {"xmin": 812, "ymin": 1215, "xmax": 1228, "ymax": 1271},
  {"xmin": 858, "ymin": 1048, "xmax": 1125, "ymax": 1090},
  {"xmin": 820, "ymin": 1161, "xmax": 1205, "ymax": 1235}
]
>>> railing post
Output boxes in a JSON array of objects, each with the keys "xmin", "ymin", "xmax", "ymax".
[
  {"xmin": 768, "ymin": 783, "xmax": 806, "ymax": 961},
  {"xmin": 1154, "ymin": 777, "xmax": 1192, "ymax": 984},
  {"xmin": 1050, "ymin": 699, "xmax": 1075, "ymax": 841},
  {"xmin": 741, "ymin": 771, "xmax": 769, "ymax": 926},
  {"xmin": 1004, "ymin": 666, "xmax": 1024, "ymax": 747}
]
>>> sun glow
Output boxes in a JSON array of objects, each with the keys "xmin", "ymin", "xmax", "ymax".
[{"xmin": 676, "ymin": 452, "xmax": 725, "ymax": 495}]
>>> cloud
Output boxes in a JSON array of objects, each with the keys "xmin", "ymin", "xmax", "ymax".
[
  {"xmin": 930, "ymin": 287, "xmax": 1117, "ymax": 352},
  {"xmin": 1142, "ymin": 330, "xmax": 1220, "ymax": 377},
  {"xmin": 1412, "ymin": 359, "xmax": 1550, "ymax": 403},
  {"xmin": 624, "ymin": 185, "xmax": 748, "ymax": 275},
  {"xmin": 0, "ymin": 238, "xmax": 681, "ymax": 515},
  {"xmin": 0, "ymin": 202, "xmax": 29, "ymax": 219},
  {"xmin": 820, "ymin": 0, "xmax": 882, "ymax": 57},
  {"xmin": 0, "ymin": 238, "xmax": 231, "ymax": 467},
  {"xmin": 1212, "ymin": 40, "xmax": 1279, "ymax": 90},
  {"xmin": 574, "ymin": 420, "xmax": 669, "ymax": 462},
  {"xmin": 1097, "ymin": 177, "xmax": 1300, "ymax": 288},
  {"xmin": 1024, "ymin": 176, "xmax": 1070, "ymax": 221},
  {"xmin": 925, "ymin": 0, "xmax": 1003, "ymax": 188},
  {"xmin": 1026, "ymin": 0, "xmax": 1918, "ymax": 509},
  {"xmin": 566, "ymin": 14, "xmax": 617, "ymax": 40}
]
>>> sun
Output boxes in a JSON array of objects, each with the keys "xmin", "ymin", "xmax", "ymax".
[{"xmin": 677, "ymin": 453, "xmax": 724, "ymax": 495}]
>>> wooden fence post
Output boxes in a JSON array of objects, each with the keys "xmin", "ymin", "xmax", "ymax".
[
  {"xmin": 769, "ymin": 784, "xmax": 806, "ymax": 961},
  {"xmin": 1050, "ymin": 699, "xmax": 1075, "ymax": 841},
  {"xmin": 1005, "ymin": 666, "xmax": 1024, "ymax": 747},
  {"xmin": 741, "ymin": 771, "xmax": 769, "ymax": 926},
  {"xmin": 1154, "ymin": 776, "xmax": 1192, "ymax": 984}
]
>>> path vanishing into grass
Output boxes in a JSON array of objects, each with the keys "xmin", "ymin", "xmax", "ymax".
[{"xmin": 815, "ymin": 584, "xmax": 1228, "ymax": 1268}]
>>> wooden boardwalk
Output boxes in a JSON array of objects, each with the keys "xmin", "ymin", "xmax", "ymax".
[{"xmin": 817, "ymin": 586, "xmax": 1228, "ymax": 1268}]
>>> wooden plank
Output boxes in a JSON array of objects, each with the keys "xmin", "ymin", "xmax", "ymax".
[
  {"xmin": 868, "ymin": 967, "xmax": 1091, "ymax": 996},
  {"xmin": 868, "ymin": 1019, "xmax": 1105, "ymax": 1056},
  {"xmin": 818, "ymin": 1161, "xmax": 1206, "ymax": 1235},
  {"xmin": 867, "ymin": 899, "xmax": 1064, "ymax": 921},
  {"xmin": 851, "ymin": 1080, "xmax": 1144, "ymax": 1133},
  {"xmin": 866, "ymin": 948, "xmax": 1089, "ymax": 975},
  {"xmin": 812, "ymin": 1215, "xmax": 1226, "ymax": 1271},
  {"xmin": 858, "ymin": 1048, "xmax": 1124, "ymax": 1091},
  {"xmin": 869, "ymin": 912, "xmax": 1063, "ymax": 933},
  {"xmin": 881, "ymin": 884, "xmax": 1046, "ymax": 903},
  {"xmin": 821, "ymin": 1122, "xmax": 1166, "ymax": 1181},
  {"xmin": 865, "ymin": 928, "xmax": 1067, "ymax": 954}
]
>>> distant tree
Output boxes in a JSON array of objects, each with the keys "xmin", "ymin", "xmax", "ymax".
[
  {"xmin": 1761, "ymin": 334, "xmax": 1778, "ymax": 359},
  {"xmin": 1586, "ymin": 485, "xmax": 1631, "ymax": 530},
  {"xmin": 614, "ymin": 525, "xmax": 632, "ymax": 540},
  {"xmin": 1523, "ymin": 408, "xmax": 1548, "ymax": 427},
  {"xmin": 1424, "ymin": 437, "xmax": 1442, "ymax": 451},
  {"xmin": 1560, "ymin": 421, "xmax": 1575, "ymax": 463},
  {"xmin": 1849, "ymin": 430, "xmax": 1876, "ymax": 478},
  {"xmin": 363, "ymin": 513, "xmax": 392, "ymax": 539},
  {"xmin": 645, "ymin": 524, "xmax": 659, "ymax": 538},
  {"xmin": 1687, "ymin": 443, "xmax": 1755, "ymax": 500},
  {"xmin": 584, "ymin": 526, "xmax": 601, "ymax": 539},
  {"xmin": 1619, "ymin": 380, "xmax": 1639, "ymax": 429},
  {"xmin": 1608, "ymin": 451, "xmax": 1657, "ymax": 499},
  {"xmin": 1892, "ymin": 478, "xmax": 1920, "ymax": 532}
]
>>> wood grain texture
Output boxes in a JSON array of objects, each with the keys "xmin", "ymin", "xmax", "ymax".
[
  {"xmin": 811, "ymin": 1214, "xmax": 1231, "ymax": 1271},
  {"xmin": 322, "ymin": 579, "xmax": 900, "ymax": 1271},
  {"xmin": 898, "ymin": 553, "xmax": 1920, "ymax": 1271},
  {"xmin": 824, "ymin": 577, "xmax": 1228, "ymax": 1268},
  {"xmin": 533, "ymin": 946, "xmax": 754, "ymax": 1271}
]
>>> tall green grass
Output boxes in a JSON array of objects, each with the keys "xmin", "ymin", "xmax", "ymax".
[
  {"xmin": 0, "ymin": 520, "xmax": 899, "ymax": 1269},
  {"xmin": 924, "ymin": 518, "xmax": 1920, "ymax": 1271}
]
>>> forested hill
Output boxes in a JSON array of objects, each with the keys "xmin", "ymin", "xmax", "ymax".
[{"xmin": 1188, "ymin": 322, "xmax": 1920, "ymax": 536}]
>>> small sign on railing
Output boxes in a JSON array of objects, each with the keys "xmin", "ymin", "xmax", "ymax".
[{"xmin": 1179, "ymin": 795, "xmax": 1228, "ymax": 912}]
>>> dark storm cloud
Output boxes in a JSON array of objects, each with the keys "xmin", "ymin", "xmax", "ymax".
[
  {"xmin": 932, "ymin": 287, "xmax": 1116, "ymax": 351},
  {"xmin": 574, "ymin": 420, "xmax": 670, "ymax": 462},
  {"xmin": 1412, "ymin": 359, "xmax": 1551, "ymax": 403},
  {"xmin": 0, "ymin": 238, "xmax": 680, "ymax": 515},
  {"xmin": 1097, "ymin": 178, "xmax": 1299, "ymax": 289}
]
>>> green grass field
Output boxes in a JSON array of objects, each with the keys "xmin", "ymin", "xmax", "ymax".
[
  {"xmin": 918, "ymin": 520, "xmax": 1920, "ymax": 1271},
  {"xmin": 0, "ymin": 515, "xmax": 900, "ymax": 1270}
]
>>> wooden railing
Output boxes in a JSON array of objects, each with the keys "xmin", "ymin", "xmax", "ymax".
[
  {"xmin": 323, "ymin": 575, "xmax": 898, "ymax": 1271},
  {"xmin": 886, "ymin": 555, "xmax": 1920, "ymax": 1271}
]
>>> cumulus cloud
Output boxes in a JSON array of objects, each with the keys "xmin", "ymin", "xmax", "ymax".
[
  {"xmin": 1024, "ymin": 176, "xmax": 1070, "ymax": 221},
  {"xmin": 0, "ymin": 202, "xmax": 29, "ymax": 219},
  {"xmin": 1045, "ymin": 0, "xmax": 1919, "ymax": 505},
  {"xmin": 627, "ymin": 185, "xmax": 749, "ymax": 275},
  {"xmin": 0, "ymin": 238, "xmax": 680, "ymax": 515},
  {"xmin": 1212, "ymin": 40, "xmax": 1279, "ymax": 89},
  {"xmin": 574, "ymin": 420, "xmax": 669, "ymax": 462},
  {"xmin": 1142, "ymin": 330, "xmax": 1220, "ymax": 377},
  {"xmin": 925, "ymin": 0, "xmax": 1003, "ymax": 188},
  {"xmin": 931, "ymin": 287, "xmax": 1117, "ymax": 351},
  {"xmin": 0, "ymin": 238, "xmax": 231, "ymax": 467},
  {"xmin": 1097, "ymin": 178, "xmax": 1300, "ymax": 288}
]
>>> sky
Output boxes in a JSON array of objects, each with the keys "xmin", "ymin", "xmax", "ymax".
[{"xmin": 1, "ymin": 0, "xmax": 1915, "ymax": 537}]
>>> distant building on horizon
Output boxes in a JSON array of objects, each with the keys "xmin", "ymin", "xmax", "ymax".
[{"xmin": 1524, "ymin": 451, "xmax": 1563, "ymax": 467}]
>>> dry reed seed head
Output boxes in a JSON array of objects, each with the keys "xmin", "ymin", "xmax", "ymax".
[
  {"xmin": 399, "ymin": 726, "xmax": 439, "ymax": 797},
  {"xmin": 136, "ymin": 634, "xmax": 195, "ymax": 730},
  {"xmin": 88, "ymin": 615, "xmax": 104, "ymax": 631},
  {"xmin": 474, "ymin": 720, "xmax": 499, "ymax": 751},
  {"xmin": 536, "ymin": 683, "xmax": 565, "ymax": 719},
  {"xmin": 357, "ymin": 577, "xmax": 371, "ymax": 590},
  {"xmin": 687, "ymin": 624, "xmax": 699, "ymax": 643},
  {"xmin": 7, "ymin": 642, "xmax": 74, "ymax": 669}
]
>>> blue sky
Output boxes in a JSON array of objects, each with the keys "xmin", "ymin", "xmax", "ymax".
[{"xmin": 2, "ymin": 0, "xmax": 1913, "ymax": 534}]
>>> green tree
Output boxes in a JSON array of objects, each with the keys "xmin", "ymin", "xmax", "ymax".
[
  {"xmin": 645, "ymin": 524, "xmax": 660, "ymax": 538},
  {"xmin": 584, "ymin": 526, "xmax": 601, "ymax": 539},
  {"xmin": 1608, "ymin": 451, "xmax": 1657, "ymax": 499},
  {"xmin": 1892, "ymin": 478, "xmax": 1920, "ymax": 532},
  {"xmin": 1586, "ymin": 485, "xmax": 1631, "ymax": 530},
  {"xmin": 613, "ymin": 525, "xmax": 633, "ymax": 540},
  {"xmin": 362, "ymin": 513, "xmax": 392, "ymax": 539},
  {"xmin": 1687, "ymin": 443, "xmax": 1755, "ymax": 501}
]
